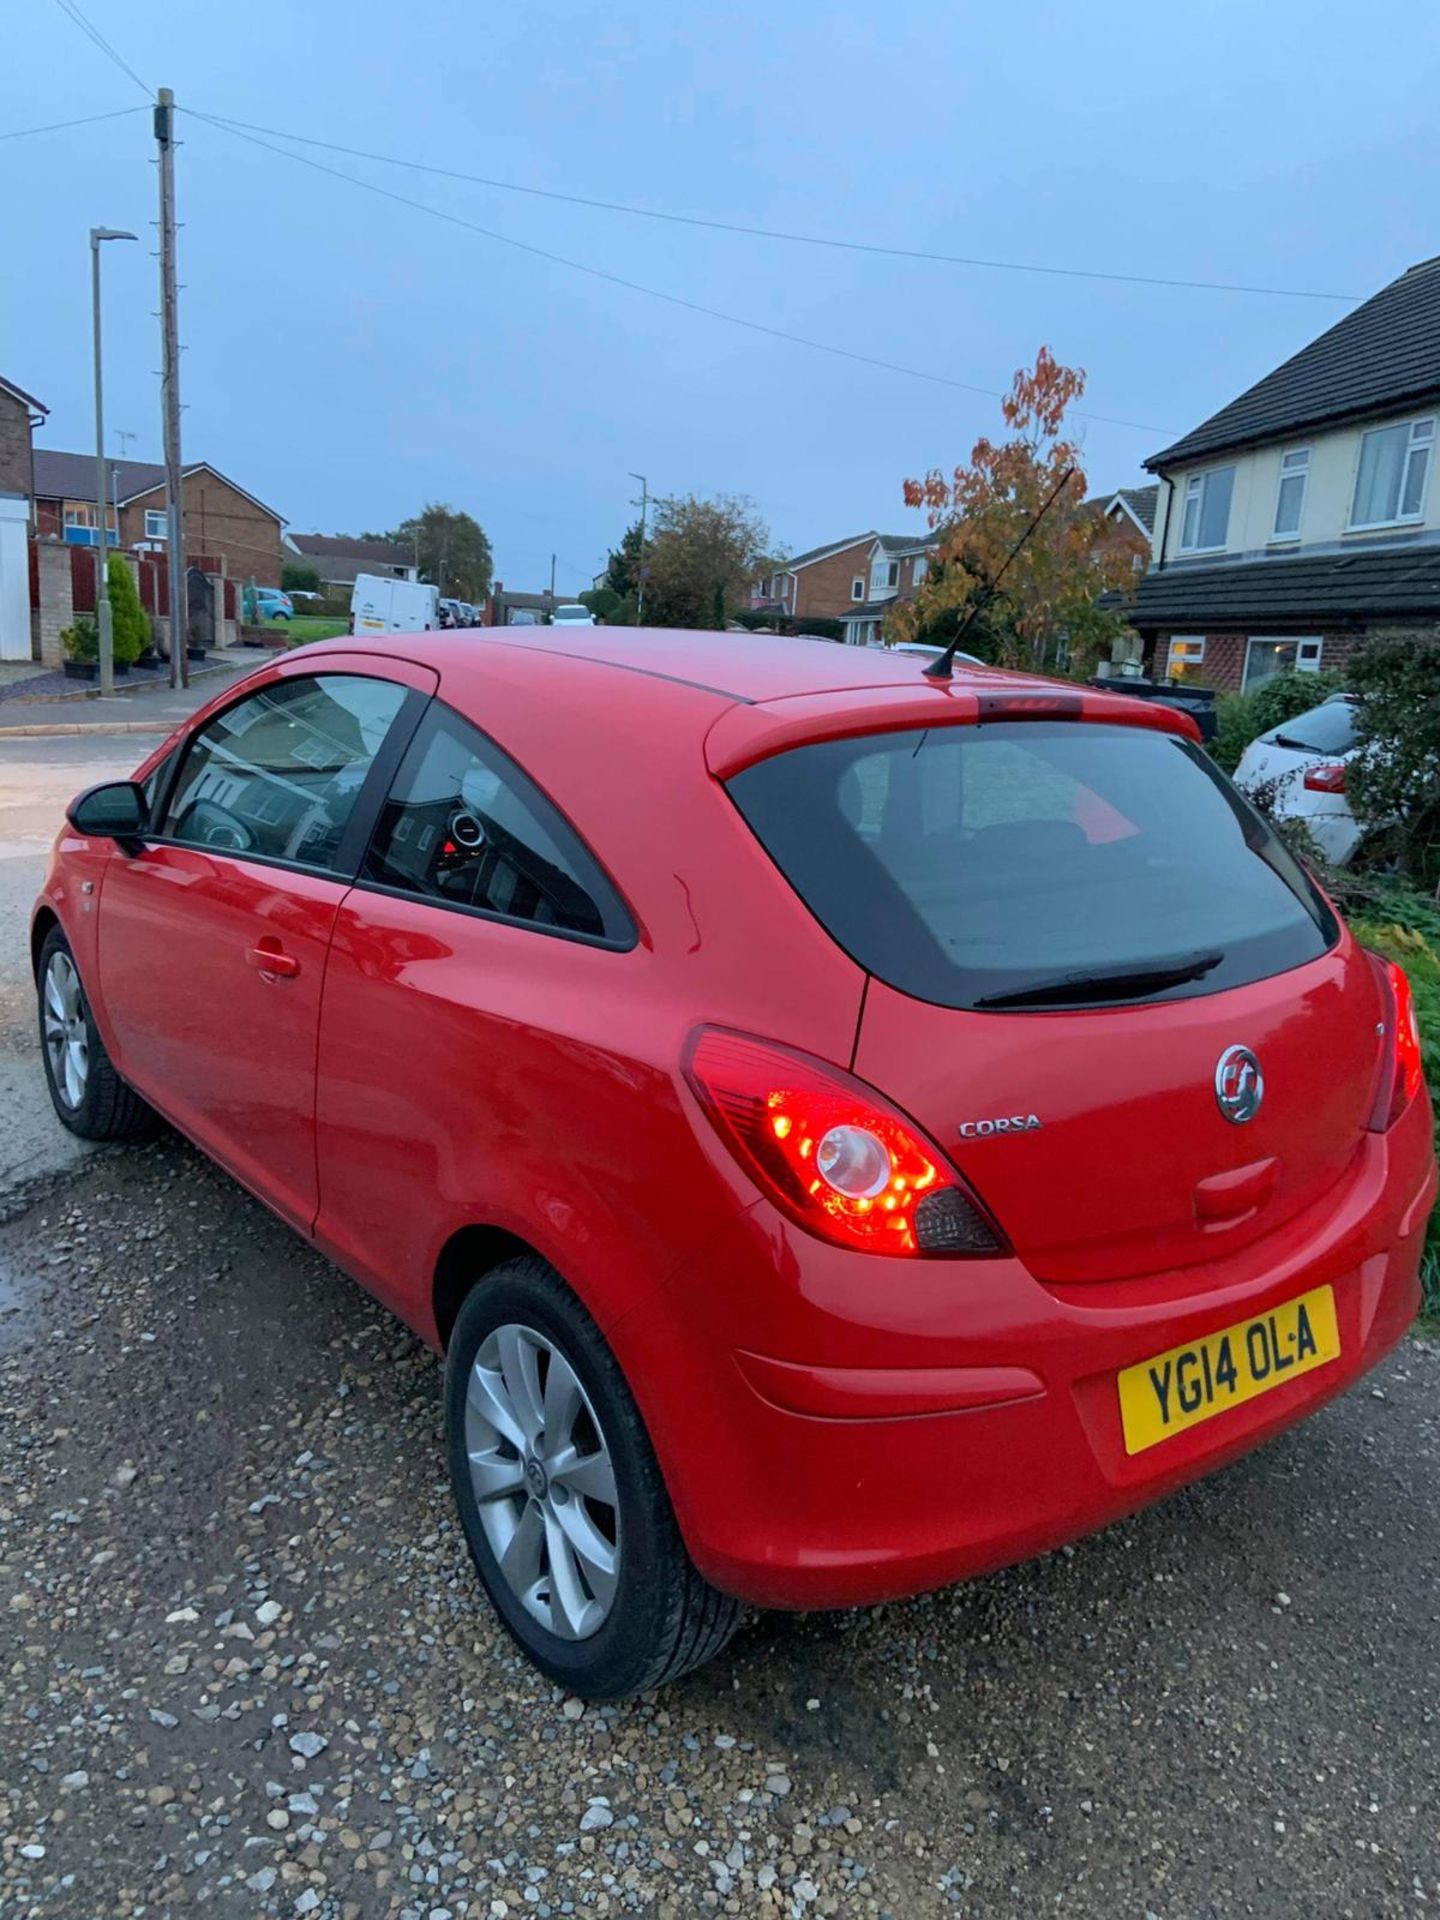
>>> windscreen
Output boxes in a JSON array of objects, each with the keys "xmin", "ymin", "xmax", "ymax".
[{"xmin": 728, "ymin": 721, "xmax": 1337, "ymax": 1010}]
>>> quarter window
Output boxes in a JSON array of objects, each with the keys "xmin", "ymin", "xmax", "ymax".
[
  {"xmin": 1179, "ymin": 467, "xmax": 1235, "ymax": 553},
  {"xmin": 1272, "ymin": 449, "xmax": 1309, "ymax": 539},
  {"xmin": 160, "ymin": 674, "xmax": 407, "ymax": 871},
  {"xmin": 364, "ymin": 706, "xmax": 633, "ymax": 945},
  {"xmin": 1350, "ymin": 418, "xmax": 1434, "ymax": 528}
]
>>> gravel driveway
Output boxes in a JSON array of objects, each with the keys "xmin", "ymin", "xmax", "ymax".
[{"xmin": 1, "ymin": 1131, "xmax": 1437, "ymax": 1919}]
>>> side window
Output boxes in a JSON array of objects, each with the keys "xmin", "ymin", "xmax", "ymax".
[
  {"xmin": 160, "ymin": 674, "xmax": 407, "ymax": 872},
  {"xmin": 364, "ymin": 705, "xmax": 632, "ymax": 945}
]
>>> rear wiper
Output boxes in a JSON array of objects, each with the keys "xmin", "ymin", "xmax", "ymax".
[
  {"xmin": 974, "ymin": 950, "xmax": 1225, "ymax": 1010},
  {"xmin": 1271, "ymin": 733, "xmax": 1322, "ymax": 752}
]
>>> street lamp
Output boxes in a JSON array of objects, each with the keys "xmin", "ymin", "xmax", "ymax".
[{"xmin": 90, "ymin": 227, "xmax": 137, "ymax": 696}]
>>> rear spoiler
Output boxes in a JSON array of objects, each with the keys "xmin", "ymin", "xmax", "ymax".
[{"xmin": 705, "ymin": 679, "xmax": 1201, "ymax": 780}]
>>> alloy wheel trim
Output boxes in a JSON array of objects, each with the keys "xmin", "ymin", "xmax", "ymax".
[
  {"xmin": 42, "ymin": 952, "xmax": 89, "ymax": 1110},
  {"xmin": 465, "ymin": 1321, "xmax": 621, "ymax": 1641}
]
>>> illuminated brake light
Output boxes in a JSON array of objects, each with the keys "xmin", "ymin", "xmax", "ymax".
[
  {"xmin": 683, "ymin": 1027, "xmax": 1002, "ymax": 1257},
  {"xmin": 1366, "ymin": 955, "xmax": 1425, "ymax": 1131},
  {"xmin": 1302, "ymin": 761, "xmax": 1348, "ymax": 794}
]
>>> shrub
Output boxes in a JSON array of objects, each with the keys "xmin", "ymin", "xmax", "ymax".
[
  {"xmin": 1211, "ymin": 691, "xmax": 1259, "ymax": 774},
  {"xmin": 60, "ymin": 614, "xmax": 99, "ymax": 662},
  {"xmin": 106, "ymin": 554, "xmax": 149, "ymax": 666},
  {"xmin": 1347, "ymin": 632, "xmax": 1440, "ymax": 891},
  {"xmin": 282, "ymin": 563, "xmax": 323, "ymax": 594}
]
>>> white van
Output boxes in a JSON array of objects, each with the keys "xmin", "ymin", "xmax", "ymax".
[{"xmin": 350, "ymin": 574, "xmax": 440, "ymax": 636}]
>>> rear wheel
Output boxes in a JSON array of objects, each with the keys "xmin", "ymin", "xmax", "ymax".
[
  {"xmin": 444, "ymin": 1256, "xmax": 743, "ymax": 1696},
  {"xmin": 37, "ymin": 926, "xmax": 156, "ymax": 1142}
]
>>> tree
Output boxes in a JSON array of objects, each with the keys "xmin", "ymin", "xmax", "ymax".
[
  {"xmin": 603, "ymin": 521, "xmax": 646, "ymax": 602},
  {"xmin": 641, "ymin": 493, "xmax": 771, "ymax": 630},
  {"xmin": 106, "ymin": 553, "xmax": 148, "ymax": 666},
  {"xmin": 580, "ymin": 585, "xmax": 623, "ymax": 623},
  {"xmin": 895, "ymin": 348, "xmax": 1137, "ymax": 672},
  {"xmin": 282, "ymin": 563, "xmax": 322, "ymax": 594},
  {"xmin": 383, "ymin": 503, "xmax": 493, "ymax": 601}
]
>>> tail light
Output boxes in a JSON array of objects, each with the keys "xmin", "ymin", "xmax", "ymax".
[
  {"xmin": 684, "ymin": 1027, "xmax": 1005, "ymax": 1258},
  {"xmin": 1303, "ymin": 761, "xmax": 1348, "ymax": 793},
  {"xmin": 1365, "ymin": 955, "xmax": 1425, "ymax": 1131}
]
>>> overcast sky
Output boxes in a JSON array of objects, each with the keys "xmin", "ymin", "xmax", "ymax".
[{"xmin": 5, "ymin": 0, "xmax": 1438, "ymax": 593}]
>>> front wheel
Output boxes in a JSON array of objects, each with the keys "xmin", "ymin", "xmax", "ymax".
[
  {"xmin": 37, "ymin": 926, "xmax": 157, "ymax": 1142},
  {"xmin": 445, "ymin": 1257, "xmax": 743, "ymax": 1696}
]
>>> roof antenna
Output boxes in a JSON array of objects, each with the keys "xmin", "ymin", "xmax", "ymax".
[{"xmin": 921, "ymin": 466, "xmax": 1076, "ymax": 681}]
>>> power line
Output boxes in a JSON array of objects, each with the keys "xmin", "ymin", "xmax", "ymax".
[
  {"xmin": 0, "ymin": 104, "xmax": 148, "ymax": 142},
  {"xmin": 192, "ymin": 109, "xmax": 1358, "ymax": 305},
  {"xmin": 188, "ymin": 110, "xmax": 1173, "ymax": 437},
  {"xmin": 49, "ymin": 0, "xmax": 151, "ymax": 98}
]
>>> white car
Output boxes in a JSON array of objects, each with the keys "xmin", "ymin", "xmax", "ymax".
[
  {"xmin": 1233, "ymin": 694, "xmax": 1362, "ymax": 864},
  {"xmin": 550, "ymin": 603, "xmax": 597, "ymax": 627},
  {"xmin": 866, "ymin": 640, "xmax": 986, "ymax": 667}
]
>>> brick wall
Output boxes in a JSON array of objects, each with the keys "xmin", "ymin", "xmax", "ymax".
[
  {"xmin": 32, "ymin": 540, "xmax": 74, "ymax": 665},
  {"xmin": 0, "ymin": 389, "xmax": 34, "ymax": 507},
  {"xmin": 1157, "ymin": 627, "xmax": 1374, "ymax": 692},
  {"xmin": 122, "ymin": 472, "xmax": 283, "ymax": 586},
  {"xmin": 793, "ymin": 544, "xmax": 873, "ymax": 620}
]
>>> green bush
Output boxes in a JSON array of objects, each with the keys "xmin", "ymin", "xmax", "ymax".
[
  {"xmin": 60, "ymin": 614, "xmax": 99, "ymax": 662},
  {"xmin": 106, "ymin": 554, "xmax": 149, "ymax": 666},
  {"xmin": 282, "ymin": 563, "xmax": 323, "ymax": 594},
  {"xmin": 1347, "ymin": 633, "xmax": 1440, "ymax": 892},
  {"xmin": 1211, "ymin": 692, "xmax": 1258, "ymax": 773}
]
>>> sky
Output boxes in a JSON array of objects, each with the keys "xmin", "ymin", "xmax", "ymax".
[{"xmin": 5, "ymin": 0, "xmax": 1439, "ymax": 595}]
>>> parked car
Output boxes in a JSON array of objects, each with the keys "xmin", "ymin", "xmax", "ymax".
[
  {"xmin": 33, "ymin": 631, "xmax": 1434, "ymax": 1697},
  {"xmin": 507, "ymin": 610, "xmax": 543, "ymax": 627},
  {"xmin": 869, "ymin": 640, "xmax": 986, "ymax": 667},
  {"xmin": 438, "ymin": 598, "xmax": 467, "ymax": 630},
  {"xmin": 288, "ymin": 589, "xmax": 325, "ymax": 607},
  {"xmin": 1234, "ymin": 694, "xmax": 1364, "ymax": 864},
  {"xmin": 254, "ymin": 588, "xmax": 294, "ymax": 622},
  {"xmin": 550, "ymin": 603, "xmax": 597, "ymax": 627}
]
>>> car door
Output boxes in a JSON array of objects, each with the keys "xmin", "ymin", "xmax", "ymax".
[
  {"xmin": 311, "ymin": 698, "xmax": 639, "ymax": 1325},
  {"xmin": 97, "ymin": 660, "xmax": 434, "ymax": 1230}
]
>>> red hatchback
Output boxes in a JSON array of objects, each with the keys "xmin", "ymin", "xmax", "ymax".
[{"xmin": 34, "ymin": 631, "xmax": 1435, "ymax": 1695}]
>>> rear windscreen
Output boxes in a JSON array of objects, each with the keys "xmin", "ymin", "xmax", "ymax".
[
  {"xmin": 727, "ymin": 721, "xmax": 1337, "ymax": 1010},
  {"xmin": 1269, "ymin": 700, "xmax": 1357, "ymax": 755}
]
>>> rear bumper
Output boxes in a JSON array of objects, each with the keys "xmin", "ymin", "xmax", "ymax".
[{"xmin": 613, "ymin": 1106, "xmax": 1436, "ymax": 1610}]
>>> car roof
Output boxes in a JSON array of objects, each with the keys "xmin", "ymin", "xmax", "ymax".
[{"xmin": 290, "ymin": 626, "xmax": 1200, "ymax": 771}]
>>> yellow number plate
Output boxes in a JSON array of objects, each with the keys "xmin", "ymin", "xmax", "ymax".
[{"xmin": 1117, "ymin": 1284, "xmax": 1340, "ymax": 1456}]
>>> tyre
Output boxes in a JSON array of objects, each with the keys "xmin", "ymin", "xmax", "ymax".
[
  {"xmin": 37, "ymin": 926, "xmax": 157, "ymax": 1142},
  {"xmin": 445, "ymin": 1256, "xmax": 743, "ymax": 1696}
]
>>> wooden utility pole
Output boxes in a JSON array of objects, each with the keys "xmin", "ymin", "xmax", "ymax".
[{"xmin": 155, "ymin": 88, "xmax": 188, "ymax": 688}]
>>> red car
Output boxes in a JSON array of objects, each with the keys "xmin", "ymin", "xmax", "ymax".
[{"xmin": 33, "ymin": 631, "xmax": 1435, "ymax": 1697}]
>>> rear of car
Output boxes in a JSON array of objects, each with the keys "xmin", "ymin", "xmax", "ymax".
[
  {"xmin": 624, "ymin": 688, "xmax": 1434, "ymax": 1608},
  {"xmin": 255, "ymin": 588, "xmax": 293, "ymax": 621},
  {"xmin": 1234, "ymin": 694, "xmax": 1363, "ymax": 864},
  {"xmin": 551, "ymin": 603, "xmax": 597, "ymax": 627}
]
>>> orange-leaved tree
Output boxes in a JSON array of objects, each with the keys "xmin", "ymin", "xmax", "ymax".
[{"xmin": 892, "ymin": 347, "xmax": 1136, "ymax": 672}]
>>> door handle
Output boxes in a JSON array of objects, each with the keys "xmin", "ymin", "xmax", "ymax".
[{"xmin": 246, "ymin": 941, "xmax": 300, "ymax": 980}]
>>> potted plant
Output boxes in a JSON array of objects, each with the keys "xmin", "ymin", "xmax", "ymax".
[{"xmin": 60, "ymin": 614, "xmax": 100, "ymax": 681}]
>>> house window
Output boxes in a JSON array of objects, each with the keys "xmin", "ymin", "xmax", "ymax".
[
  {"xmin": 1350, "ymin": 417, "xmax": 1434, "ymax": 528},
  {"xmin": 1167, "ymin": 637, "xmax": 1206, "ymax": 680},
  {"xmin": 851, "ymin": 577, "xmax": 865, "ymax": 601},
  {"xmin": 1178, "ymin": 467, "xmax": 1235, "ymax": 553},
  {"xmin": 869, "ymin": 560, "xmax": 900, "ymax": 595},
  {"xmin": 1272, "ymin": 449, "xmax": 1309, "ymax": 540},
  {"xmin": 911, "ymin": 556, "xmax": 928, "ymax": 585},
  {"xmin": 144, "ymin": 509, "xmax": 168, "ymax": 540},
  {"xmin": 1243, "ymin": 636, "xmax": 1323, "ymax": 692}
]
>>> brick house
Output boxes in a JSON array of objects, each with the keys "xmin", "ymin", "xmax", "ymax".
[
  {"xmin": 289, "ymin": 533, "xmax": 418, "ymax": 591},
  {"xmin": 32, "ymin": 450, "xmax": 287, "ymax": 585},
  {"xmin": 0, "ymin": 375, "xmax": 48, "ymax": 661},
  {"xmin": 837, "ymin": 535, "xmax": 939, "ymax": 645},
  {"xmin": 1129, "ymin": 257, "xmax": 1440, "ymax": 692},
  {"xmin": 752, "ymin": 531, "xmax": 937, "ymax": 630}
]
